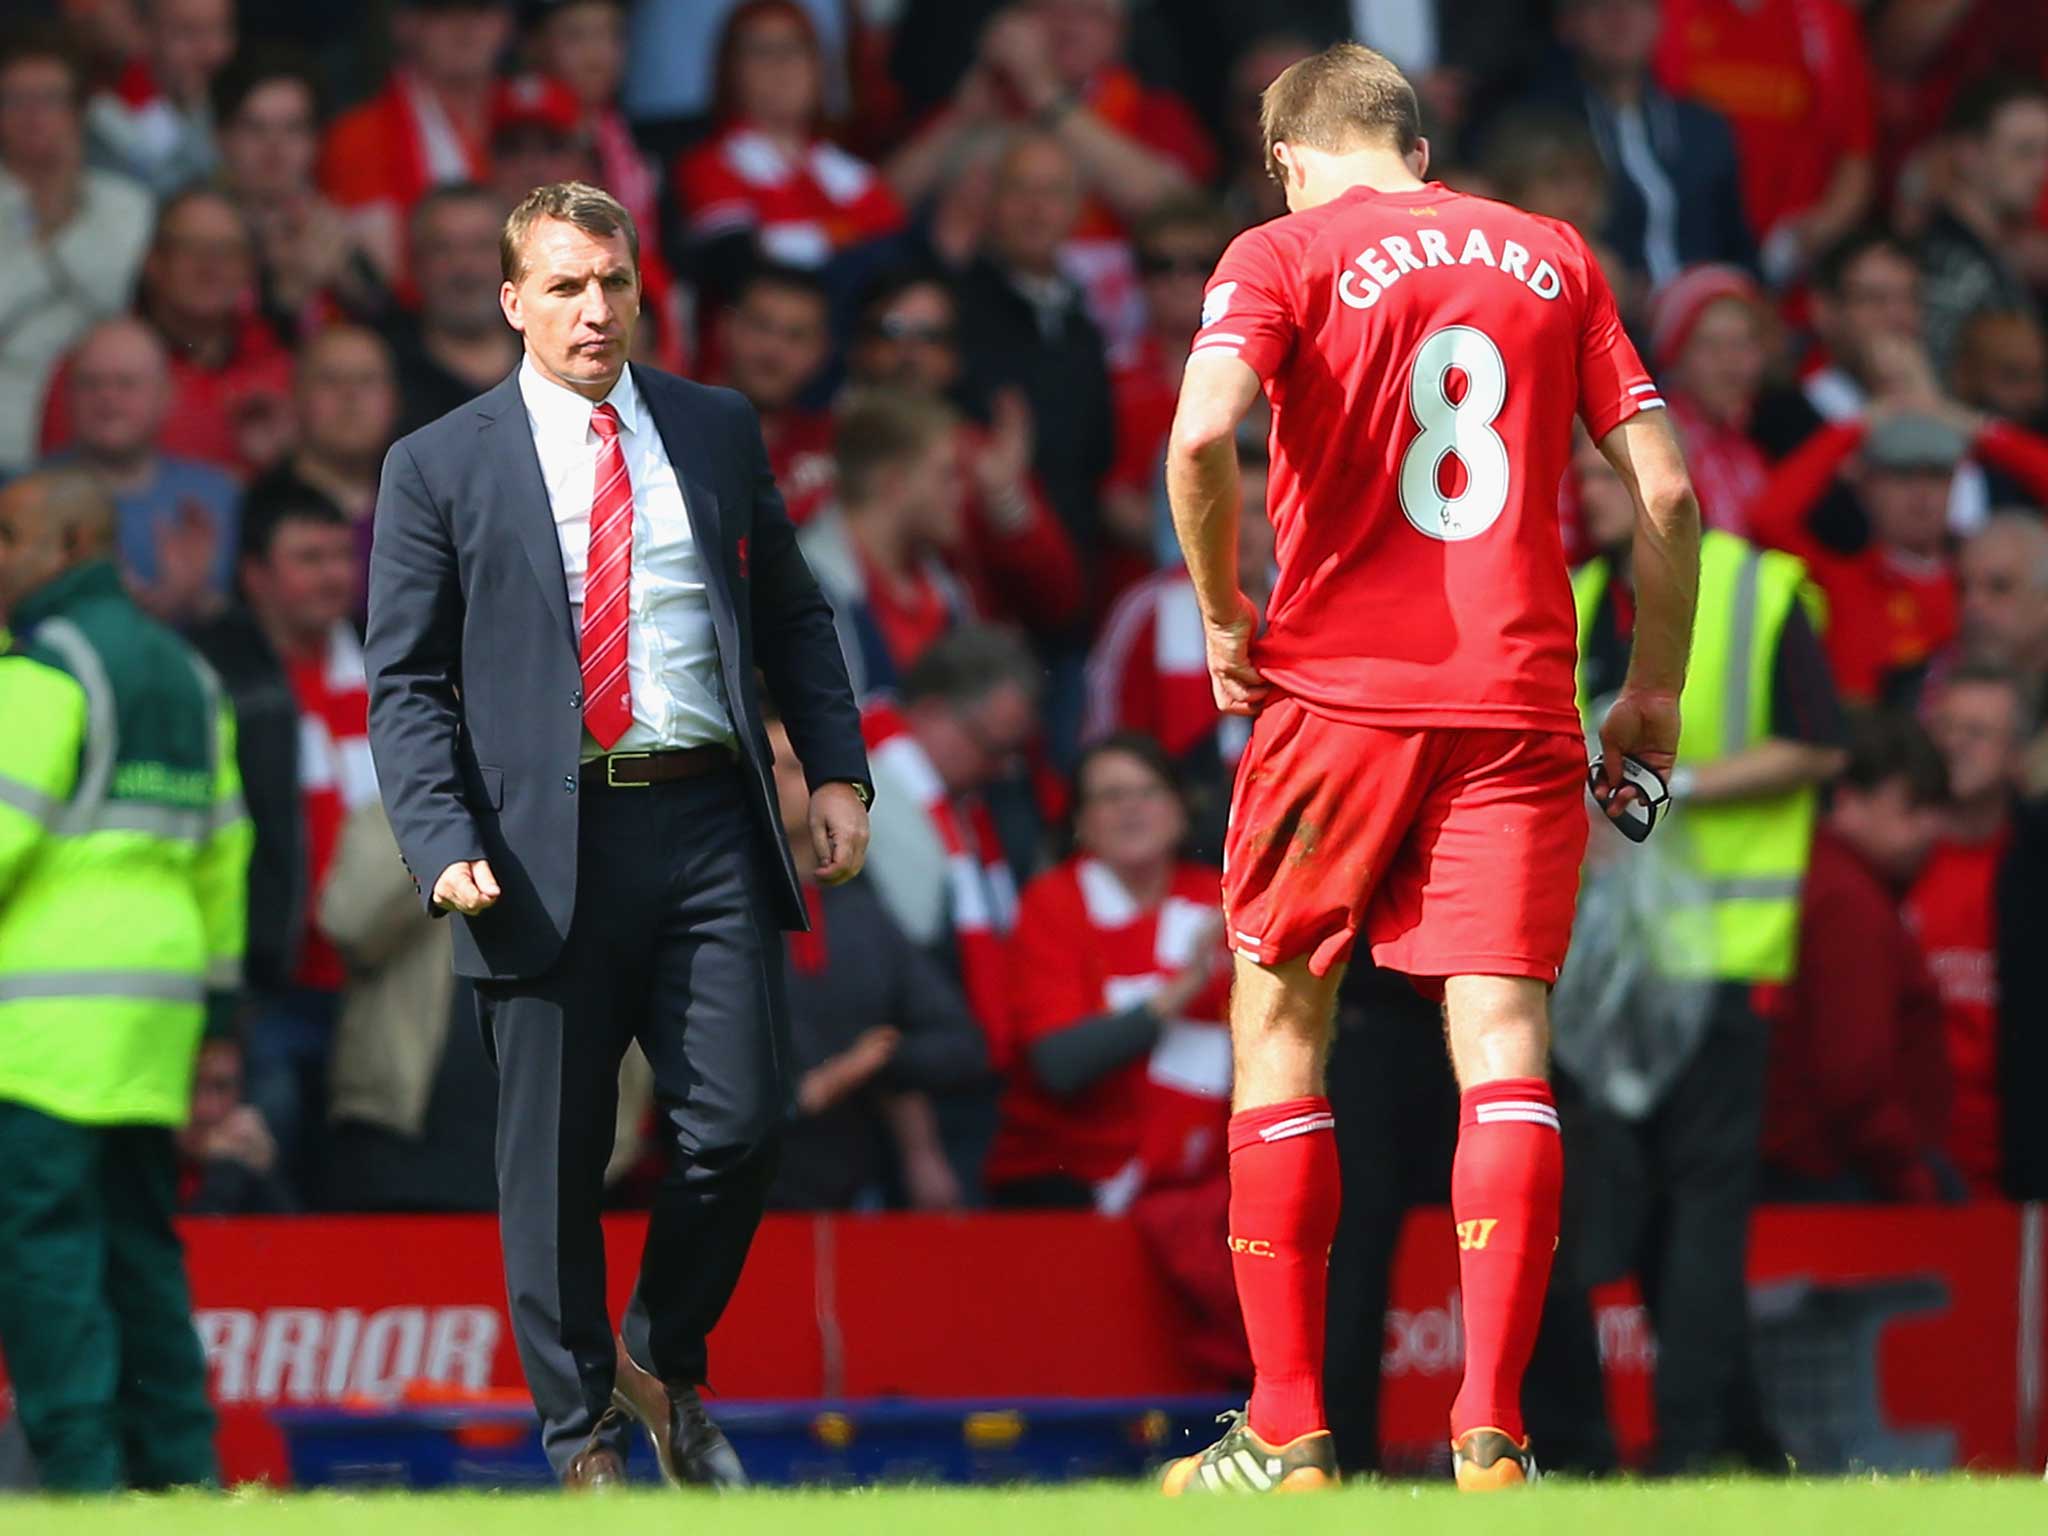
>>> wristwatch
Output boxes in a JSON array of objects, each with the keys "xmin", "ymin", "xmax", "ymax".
[{"xmin": 841, "ymin": 780, "xmax": 873, "ymax": 809}]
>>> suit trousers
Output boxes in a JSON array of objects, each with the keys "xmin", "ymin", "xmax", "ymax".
[{"xmin": 479, "ymin": 767, "xmax": 788, "ymax": 1473}]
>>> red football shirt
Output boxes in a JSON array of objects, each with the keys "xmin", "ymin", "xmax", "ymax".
[
  {"xmin": 1655, "ymin": 0, "xmax": 1876, "ymax": 243},
  {"xmin": 1906, "ymin": 832, "xmax": 2009, "ymax": 1196},
  {"xmin": 1197, "ymin": 182, "xmax": 1659, "ymax": 733}
]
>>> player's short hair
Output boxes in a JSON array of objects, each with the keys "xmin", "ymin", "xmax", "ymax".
[
  {"xmin": 1946, "ymin": 73, "xmax": 2048, "ymax": 140},
  {"xmin": 901, "ymin": 625, "xmax": 1043, "ymax": 710},
  {"xmin": 501, "ymin": 181, "xmax": 639, "ymax": 284},
  {"xmin": 1837, "ymin": 708, "xmax": 1949, "ymax": 807},
  {"xmin": 1259, "ymin": 41, "xmax": 1420, "ymax": 184},
  {"xmin": 833, "ymin": 388, "xmax": 958, "ymax": 506},
  {"xmin": 1811, "ymin": 226, "xmax": 1913, "ymax": 297}
]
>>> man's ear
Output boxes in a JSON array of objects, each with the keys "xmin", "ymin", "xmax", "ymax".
[
  {"xmin": 1272, "ymin": 140, "xmax": 1302, "ymax": 189},
  {"xmin": 500, "ymin": 280, "xmax": 523, "ymax": 333},
  {"xmin": 1409, "ymin": 135, "xmax": 1431, "ymax": 181}
]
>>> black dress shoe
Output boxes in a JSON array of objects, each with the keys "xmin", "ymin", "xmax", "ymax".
[
  {"xmin": 667, "ymin": 1384, "xmax": 747, "ymax": 1489},
  {"xmin": 611, "ymin": 1337, "xmax": 748, "ymax": 1490}
]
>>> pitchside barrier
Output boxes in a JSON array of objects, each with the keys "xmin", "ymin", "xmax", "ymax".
[{"xmin": 0, "ymin": 1205, "xmax": 2040, "ymax": 1484}]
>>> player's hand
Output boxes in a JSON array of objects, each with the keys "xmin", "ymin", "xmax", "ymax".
[
  {"xmin": 1204, "ymin": 592, "xmax": 1270, "ymax": 716},
  {"xmin": 1596, "ymin": 688, "xmax": 1681, "ymax": 819},
  {"xmin": 432, "ymin": 858, "xmax": 501, "ymax": 915},
  {"xmin": 810, "ymin": 782, "xmax": 871, "ymax": 886}
]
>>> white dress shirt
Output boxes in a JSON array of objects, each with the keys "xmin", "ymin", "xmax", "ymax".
[{"xmin": 518, "ymin": 356, "xmax": 733, "ymax": 756}]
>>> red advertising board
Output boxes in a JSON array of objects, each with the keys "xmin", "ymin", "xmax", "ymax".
[{"xmin": 4, "ymin": 1206, "xmax": 2035, "ymax": 1484}]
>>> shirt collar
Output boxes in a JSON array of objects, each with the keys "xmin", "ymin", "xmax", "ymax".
[
  {"xmin": 12, "ymin": 559, "xmax": 125, "ymax": 630},
  {"xmin": 518, "ymin": 354, "xmax": 642, "ymax": 442}
]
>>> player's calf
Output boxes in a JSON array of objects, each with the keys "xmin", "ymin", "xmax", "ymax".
[
  {"xmin": 1221, "ymin": 955, "xmax": 1343, "ymax": 1451},
  {"xmin": 1442, "ymin": 975, "xmax": 1561, "ymax": 1478}
]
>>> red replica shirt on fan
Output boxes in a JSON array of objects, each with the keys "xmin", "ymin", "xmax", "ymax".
[
  {"xmin": 1655, "ymin": 0, "xmax": 1876, "ymax": 243},
  {"xmin": 984, "ymin": 858, "xmax": 1232, "ymax": 1197},
  {"xmin": 284, "ymin": 624, "xmax": 378, "ymax": 993},
  {"xmin": 1906, "ymin": 833, "xmax": 2010, "ymax": 1196},
  {"xmin": 1196, "ymin": 182, "xmax": 1661, "ymax": 732}
]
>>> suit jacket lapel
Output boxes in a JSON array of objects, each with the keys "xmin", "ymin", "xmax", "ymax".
[
  {"xmin": 474, "ymin": 370, "xmax": 576, "ymax": 653},
  {"xmin": 634, "ymin": 366, "xmax": 734, "ymax": 622}
]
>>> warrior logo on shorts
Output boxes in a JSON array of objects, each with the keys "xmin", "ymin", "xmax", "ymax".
[{"xmin": 1202, "ymin": 282, "xmax": 1237, "ymax": 328}]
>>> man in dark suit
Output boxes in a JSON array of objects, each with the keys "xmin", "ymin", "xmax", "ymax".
[{"xmin": 365, "ymin": 181, "xmax": 871, "ymax": 1489}]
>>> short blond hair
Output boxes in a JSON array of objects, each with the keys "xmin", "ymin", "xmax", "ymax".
[
  {"xmin": 500, "ymin": 181, "xmax": 640, "ymax": 284},
  {"xmin": 1260, "ymin": 42, "xmax": 1421, "ymax": 184}
]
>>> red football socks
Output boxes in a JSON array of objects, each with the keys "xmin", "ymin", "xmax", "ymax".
[
  {"xmin": 1227, "ymin": 1096, "xmax": 1341, "ymax": 1445},
  {"xmin": 1449, "ymin": 1077, "xmax": 1563, "ymax": 1444}
]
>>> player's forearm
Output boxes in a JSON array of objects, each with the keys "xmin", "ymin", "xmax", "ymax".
[
  {"xmin": 1166, "ymin": 431, "xmax": 1243, "ymax": 624},
  {"xmin": 1624, "ymin": 482, "xmax": 1701, "ymax": 697}
]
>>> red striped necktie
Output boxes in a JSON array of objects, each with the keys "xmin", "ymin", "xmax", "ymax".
[{"xmin": 580, "ymin": 401, "xmax": 634, "ymax": 749}]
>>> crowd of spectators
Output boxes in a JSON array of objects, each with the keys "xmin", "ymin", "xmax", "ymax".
[{"xmin": 2, "ymin": 0, "xmax": 2046, "ymax": 1239}]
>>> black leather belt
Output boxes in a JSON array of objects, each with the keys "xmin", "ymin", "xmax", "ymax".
[{"xmin": 581, "ymin": 747, "xmax": 733, "ymax": 789}]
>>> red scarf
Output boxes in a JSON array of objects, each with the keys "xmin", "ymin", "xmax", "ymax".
[
  {"xmin": 860, "ymin": 703, "xmax": 1017, "ymax": 1036},
  {"xmin": 1669, "ymin": 394, "xmax": 1770, "ymax": 538}
]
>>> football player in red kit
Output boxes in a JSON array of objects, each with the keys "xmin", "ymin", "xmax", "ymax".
[{"xmin": 1157, "ymin": 45, "xmax": 1701, "ymax": 1494}]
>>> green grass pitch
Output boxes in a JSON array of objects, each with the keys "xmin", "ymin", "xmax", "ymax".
[{"xmin": 6, "ymin": 1479, "xmax": 2043, "ymax": 1536}]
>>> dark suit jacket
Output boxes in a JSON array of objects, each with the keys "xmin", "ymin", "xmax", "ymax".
[{"xmin": 365, "ymin": 364, "xmax": 870, "ymax": 982}]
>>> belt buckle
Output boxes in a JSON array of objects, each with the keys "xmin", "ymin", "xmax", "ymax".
[{"xmin": 605, "ymin": 752, "xmax": 652, "ymax": 788}]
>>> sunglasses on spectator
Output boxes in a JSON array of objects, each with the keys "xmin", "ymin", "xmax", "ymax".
[
  {"xmin": 1138, "ymin": 250, "xmax": 1219, "ymax": 278},
  {"xmin": 871, "ymin": 317, "xmax": 956, "ymax": 346}
]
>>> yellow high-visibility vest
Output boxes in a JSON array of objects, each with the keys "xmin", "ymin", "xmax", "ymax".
[{"xmin": 1572, "ymin": 530, "xmax": 1821, "ymax": 983}]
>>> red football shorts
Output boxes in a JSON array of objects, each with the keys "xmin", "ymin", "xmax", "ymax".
[{"xmin": 1222, "ymin": 696, "xmax": 1589, "ymax": 986}]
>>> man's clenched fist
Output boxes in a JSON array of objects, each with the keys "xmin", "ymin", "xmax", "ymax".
[{"xmin": 433, "ymin": 858, "xmax": 501, "ymax": 915}]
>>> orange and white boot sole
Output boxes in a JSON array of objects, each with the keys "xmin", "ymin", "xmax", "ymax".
[
  {"xmin": 1159, "ymin": 1431, "xmax": 1340, "ymax": 1495},
  {"xmin": 1451, "ymin": 1427, "xmax": 1538, "ymax": 1491}
]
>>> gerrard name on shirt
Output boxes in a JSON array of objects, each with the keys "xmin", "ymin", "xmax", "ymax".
[{"xmin": 1337, "ymin": 227, "xmax": 1564, "ymax": 312}]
